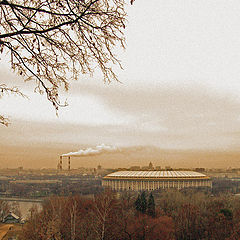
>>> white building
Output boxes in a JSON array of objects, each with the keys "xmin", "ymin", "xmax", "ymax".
[{"xmin": 102, "ymin": 171, "xmax": 212, "ymax": 191}]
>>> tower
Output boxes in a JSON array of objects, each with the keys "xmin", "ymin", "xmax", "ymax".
[
  {"xmin": 59, "ymin": 156, "xmax": 63, "ymax": 171},
  {"xmin": 68, "ymin": 156, "xmax": 71, "ymax": 171},
  {"xmin": 149, "ymin": 162, "xmax": 154, "ymax": 170}
]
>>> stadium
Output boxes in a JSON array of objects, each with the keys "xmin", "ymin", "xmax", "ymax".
[{"xmin": 102, "ymin": 171, "xmax": 212, "ymax": 191}]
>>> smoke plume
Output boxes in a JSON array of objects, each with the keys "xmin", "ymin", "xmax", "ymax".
[{"xmin": 61, "ymin": 144, "xmax": 118, "ymax": 157}]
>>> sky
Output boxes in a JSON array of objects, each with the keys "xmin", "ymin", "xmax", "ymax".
[{"xmin": 2, "ymin": 0, "xmax": 240, "ymax": 168}]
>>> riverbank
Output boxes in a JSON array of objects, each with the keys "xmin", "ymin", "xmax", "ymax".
[{"xmin": 0, "ymin": 197, "xmax": 43, "ymax": 203}]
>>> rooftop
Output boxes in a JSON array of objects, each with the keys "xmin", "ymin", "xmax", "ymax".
[{"xmin": 104, "ymin": 171, "xmax": 208, "ymax": 179}]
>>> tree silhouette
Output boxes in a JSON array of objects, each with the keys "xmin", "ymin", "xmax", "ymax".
[
  {"xmin": 135, "ymin": 192, "xmax": 147, "ymax": 214},
  {"xmin": 140, "ymin": 191, "xmax": 147, "ymax": 214},
  {"xmin": 0, "ymin": 0, "xmax": 127, "ymax": 125},
  {"xmin": 147, "ymin": 192, "xmax": 155, "ymax": 217},
  {"xmin": 135, "ymin": 195, "xmax": 141, "ymax": 213}
]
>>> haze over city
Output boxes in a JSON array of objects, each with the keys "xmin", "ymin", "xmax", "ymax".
[{"xmin": 2, "ymin": 0, "xmax": 240, "ymax": 169}]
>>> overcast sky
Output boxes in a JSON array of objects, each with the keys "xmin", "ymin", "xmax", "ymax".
[{"xmin": 2, "ymin": 0, "xmax": 240, "ymax": 167}]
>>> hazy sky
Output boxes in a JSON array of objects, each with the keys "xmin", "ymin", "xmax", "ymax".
[{"xmin": 2, "ymin": 0, "xmax": 240, "ymax": 168}]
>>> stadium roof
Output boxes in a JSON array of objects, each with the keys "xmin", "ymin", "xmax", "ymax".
[{"xmin": 104, "ymin": 171, "xmax": 209, "ymax": 179}]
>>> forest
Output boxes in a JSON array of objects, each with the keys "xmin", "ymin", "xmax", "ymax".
[{"xmin": 19, "ymin": 189, "xmax": 240, "ymax": 240}]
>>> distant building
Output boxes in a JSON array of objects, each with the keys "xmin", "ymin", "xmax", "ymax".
[
  {"xmin": 129, "ymin": 166, "xmax": 141, "ymax": 171},
  {"xmin": 195, "ymin": 168, "xmax": 205, "ymax": 172},
  {"xmin": 142, "ymin": 162, "xmax": 154, "ymax": 170},
  {"xmin": 148, "ymin": 162, "xmax": 154, "ymax": 170},
  {"xmin": 102, "ymin": 170, "xmax": 212, "ymax": 191},
  {"xmin": 3, "ymin": 213, "xmax": 20, "ymax": 224},
  {"xmin": 155, "ymin": 166, "xmax": 161, "ymax": 170}
]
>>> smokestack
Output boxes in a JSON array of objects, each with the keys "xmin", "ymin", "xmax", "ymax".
[
  {"xmin": 60, "ymin": 156, "xmax": 63, "ymax": 171},
  {"xmin": 68, "ymin": 156, "xmax": 70, "ymax": 171}
]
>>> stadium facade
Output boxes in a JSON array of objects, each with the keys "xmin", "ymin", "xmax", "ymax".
[{"xmin": 102, "ymin": 171, "xmax": 212, "ymax": 191}]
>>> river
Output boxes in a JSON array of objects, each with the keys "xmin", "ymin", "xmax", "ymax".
[
  {"xmin": 17, "ymin": 201, "xmax": 42, "ymax": 219},
  {"xmin": 0, "ymin": 198, "xmax": 43, "ymax": 220}
]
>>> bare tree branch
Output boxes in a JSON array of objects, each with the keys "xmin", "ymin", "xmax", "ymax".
[
  {"xmin": 0, "ymin": 0, "xmax": 127, "ymax": 126},
  {"xmin": 0, "ymin": 0, "xmax": 98, "ymax": 39}
]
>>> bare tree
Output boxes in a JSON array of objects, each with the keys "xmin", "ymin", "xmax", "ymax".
[
  {"xmin": 0, "ymin": 0, "xmax": 127, "ymax": 125},
  {"xmin": 0, "ymin": 200, "xmax": 10, "ymax": 222},
  {"xmin": 90, "ymin": 191, "xmax": 117, "ymax": 240},
  {"xmin": 70, "ymin": 200, "xmax": 77, "ymax": 240}
]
